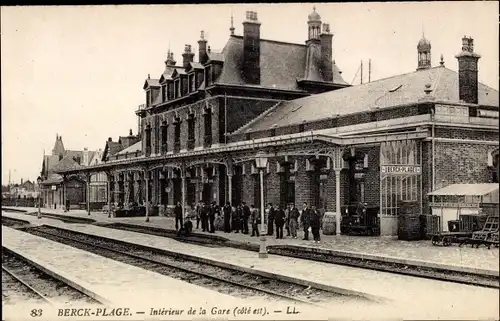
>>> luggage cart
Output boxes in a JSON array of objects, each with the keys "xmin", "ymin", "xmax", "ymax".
[{"xmin": 429, "ymin": 231, "xmax": 472, "ymax": 246}]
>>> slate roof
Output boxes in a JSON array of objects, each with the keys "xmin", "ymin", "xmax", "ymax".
[
  {"xmin": 207, "ymin": 51, "xmax": 225, "ymax": 62},
  {"xmin": 159, "ymin": 65, "xmax": 178, "ymax": 83},
  {"xmin": 51, "ymin": 155, "xmax": 84, "ymax": 173},
  {"xmin": 41, "ymin": 173, "xmax": 63, "ymax": 185},
  {"xmin": 143, "ymin": 78, "xmax": 160, "ymax": 90},
  {"xmin": 235, "ymin": 66, "xmax": 499, "ymax": 134},
  {"xmin": 216, "ymin": 35, "xmax": 348, "ymax": 91},
  {"xmin": 116, "ymin": 141, "xmax": 142, "ymax": 155},
  {"xmin": 188, "ymin": 62, "xmax": 204, "ymax": 70},
  {"xmin": 103, "ymin": 141, "xmax": 124, "ymax": 161},
  {"xmin": 43, "ymin": 155, "xmax": 60, "ymax": 174}
]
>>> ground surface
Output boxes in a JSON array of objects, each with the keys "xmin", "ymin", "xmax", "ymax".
[{"xmin": 9, "ymin": 206, "xmax": 499, "ymax": 272}]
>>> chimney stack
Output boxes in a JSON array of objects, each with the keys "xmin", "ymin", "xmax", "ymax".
[
  {"xmin": 320, "ymin": 23, "xmax": 333, "ymax": 82},
  {"xmin": 182, "ymin": 44, "xmax": 195, "ymax": 68},
  {"xmin": 108, "ymin": 137, "xmax": 112, "ymax": 142},
  {"xmin": 455, "ymin": 36, "xmax": 481, "ymax": 104},
  {"xmin": 243, "ymin": 11, "xmax": 261, "ymax": 84},
  {"xmin": 198, "ymin": 30, "xmax": 208, "ymax": 64}
]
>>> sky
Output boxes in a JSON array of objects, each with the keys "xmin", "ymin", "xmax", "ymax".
[{"xmin": 1, "ymin": 2, "xmax": 498, "ymax": 185}]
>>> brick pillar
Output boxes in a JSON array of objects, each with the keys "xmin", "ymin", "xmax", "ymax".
[
  {"xmin": 295, "ymin": 158, "xmax": 312, "ymax": 206},
  {"xmin": 265, "ymin": 160, "xmax": 280, "ymax": 207},
  {"xmin": 242, "ymin": 165, "xmax": 255, "ymax": 205},
  {"xmin": 326, "ymin": 169, "xmax": 336, "ymax": 212}
]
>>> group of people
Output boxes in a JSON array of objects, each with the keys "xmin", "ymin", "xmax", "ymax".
[
  {"xmin": 265, "ymin": 202, "xmax": 323, "ymax": 243},
  {"xmin": 174, "ymin": 200, "xmax": 323, "ymax": 244}
]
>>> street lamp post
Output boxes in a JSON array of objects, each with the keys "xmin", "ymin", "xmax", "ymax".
[
  {"xmin": 255, "ymin": 151, "xmax": 268, "ymax": 259},
  {"xmin": 37, "ymin": 176, "xmax": 42, "ymax": 219}
]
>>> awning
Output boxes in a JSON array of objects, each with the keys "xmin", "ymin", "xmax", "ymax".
[{"xmin": 428, "ymin": 183, "xmax": 499, "ymax": 196}]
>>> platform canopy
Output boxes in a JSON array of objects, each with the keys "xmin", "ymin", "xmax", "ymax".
[{"xmin": 428, "ymin": 183, "xmax": 499, "ymax": 204}]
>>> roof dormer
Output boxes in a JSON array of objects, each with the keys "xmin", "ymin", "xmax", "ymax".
[{"xmin": 143, "ymin": 74, "xmax": 161, "ymax": 107}]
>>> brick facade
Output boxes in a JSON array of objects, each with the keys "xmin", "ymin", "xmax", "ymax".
[{"xmin": 434, "ymin": 142, "xmax": 497, "ymax": 188}]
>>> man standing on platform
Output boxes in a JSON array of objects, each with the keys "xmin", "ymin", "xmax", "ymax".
[
  {"xmin": 250, "ymin": 204, "xmax": 260, "ymax": 237},
  {"xmin": 289, "ymin": 203, "xmax": 300, "ymax": 239},
  {"xmin": 174, "ymin": 202, "xmax": 183, "ymax": 232},
  {"xmin": 267, "ymin": 203, "xmax": 275, "ymax": 236},
  {"xmin": 275, "ymin": 205, "xmax": 286, "ymax": 239},
  {"xmin": 242, "ymin": 202, "xmax": 250, "ymax": 234},
  {"xmin": 232, "ymin": 204, "xmax": 242, "ymax": 233},
  {"xmin": 301, "ymin": 202, "xmax": 311, "ymax": 241},
  {"xmin": 201, "ymin": 202, "xmax": 209, "ymax": 232},
  {"xmin": 209, "ymin": 201, "xmax": 217, "ymax": 233},
  {"xmin": 223, "ymin": 202, "xmax": 232, "ymax": 233}
]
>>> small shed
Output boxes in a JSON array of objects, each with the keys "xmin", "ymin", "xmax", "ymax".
[{"xmin": 428, "ymin": 183, "xmax": 499, "ymax": 232}]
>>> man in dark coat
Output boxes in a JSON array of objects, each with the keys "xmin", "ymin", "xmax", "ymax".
[
  {"xmin": 274, "ymin": 205, "xmax": 286, "ymax": 239},
  {"xmin": 208, "ymin": 201, "xmax": 217, "ymax": 233},
  {"xmin": 223, "ymin": 202, "xmax": 232, "ymax": 233},
  {"xmin": 301, "ymin": 202, "xmax": 311, "ymax": 240},
  {"xmin": 174, "ymin": 202, "xmax": 183, "ymax": 231},
  {"xmin": 242, "ymin": 202, "xmax": 250, "ymax": 234},
  {"xmin": 232, "ymin": 204, "xmax": 242, "ymax": 233},
  {"xmin": 267, "ymin": 203, "xmax": 275, "ymax": 236},
  {"xmin": 200, "ymin": 202, "xmax": 209, "ymax": 232},
  {"xmin": 310, "ymin": 206, "xmax": 321, "ymax": 243}
]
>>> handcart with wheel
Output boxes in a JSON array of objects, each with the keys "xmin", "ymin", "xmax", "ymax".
[{"xmin": 429, "ymin": 231, "xmax": 472, "ymax": 246}]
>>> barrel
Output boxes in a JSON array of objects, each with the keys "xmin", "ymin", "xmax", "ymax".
[
  {"xmin": 322, "ymin": 213, "xmax": 336, "ymax": 235},
  {"xmin": 215, "ymin": 215, "xmax": 225, "ymax": 231},
  {"xmin": 398, "ymin": 214, "xmax": 421, "ymax": 241}
]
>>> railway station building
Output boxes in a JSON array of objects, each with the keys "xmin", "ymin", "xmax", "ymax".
[{"xmin": 56, "ymin": 9, "xmax": 499, "ymax": 236}]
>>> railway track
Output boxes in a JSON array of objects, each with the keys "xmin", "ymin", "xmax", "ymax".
[
  {"xmin": 2, "ymin": 265, "xmax": 52, "ymax": 305},
  {"xmin": 2, "ymin": 249, "xmax": 101, "ymax": 306},
  {"xmin": 1, "ymin": 216, "xmax": 32, "ymax": 227},
  {"xmin": 23, "ymin": 225, "xmax": 364, "ymax": 306},
  {"xmin": 100, "ymin": 223, "xmax": 500, "ymax": 289}
]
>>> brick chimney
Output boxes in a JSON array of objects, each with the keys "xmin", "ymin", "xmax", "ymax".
[
  {"xmin": 320, "ymin": 23, "xmax": 333, "ymax": 82},
  {"xmin": 182, "ymin": 44, "xmax": 195, "ymax": 68},
  {"xmin": 242, "ymin": 11, "xmax": 261, "ymax": 84},
  {"xmin": 83, "ymin": 147, "xmax": 89, "ymax": 166},
  {"xmin": 455, "ymin": 36, "xmax": 481, "ymax": 104},
  {"xmin": 198, "ymin": 31, "xmax": 208, "ymax": 64}
]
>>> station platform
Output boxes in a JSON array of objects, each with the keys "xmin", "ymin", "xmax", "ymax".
[
  {"xmin": 2, "ymin": 225, "xmax": 250, "ymax": 307},
  {"xmin": 3, "ymin": 211, "xmax": 498, "ymax": 320},
  {"xmin": 5, "ymin": 206, "xmax": 499, "ymax": 274}
]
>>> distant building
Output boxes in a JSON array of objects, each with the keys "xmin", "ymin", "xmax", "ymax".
[
  {"xmin": 40, "ymin": 134, "xmax": 95, "ymax": 209},
  {"xmin": 7, "ymin": 179, "xmax": 39, "ymax": 198}
]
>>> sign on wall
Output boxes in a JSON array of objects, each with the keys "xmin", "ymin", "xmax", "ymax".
[{"xmin": 381, "ymin": 165, "xmax": 421, "ymax": 175}]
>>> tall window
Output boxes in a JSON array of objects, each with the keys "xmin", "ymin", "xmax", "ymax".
[
  {"xmin": 161, "ymin": 122, "xmax": 168, "ymax": 153},
  {"xmin": 167, "ymin": 82, "xmax": 173, "ymax": 100},
  {"xmin": 187, "ymin": 114, "xmax": 195, "ymax": 150},
  {"xmin": 380, "ymin": 140, "xmax": 421, "ymax": 216},
  {"xmin": 146, "ymin": 90, "xmax": 151, "ymax": 107},
  {"xmin": 203, "ymin": 109, "xmax": 212, "ymax": 147},
  {"xmin": 188, "ymin": 74, "xmax": 195, "ymax": 93},
  {"xmin": 174, "ymin": 119, "xmax": 181, "ymax": 152},
  {"xmin": 174, "ymin": 80, "xmax": 180, "ymax": 98},
  {"xmin": 162, "ymin": 84, "xmax": 167, "ymax": 102},
  {"xmin": 145, "ymin": 125, "xmax": 152, "ymax": 156},
  {"xmin": 205, "ymin": 65, "xmax": 212, "ymax": 86}
]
